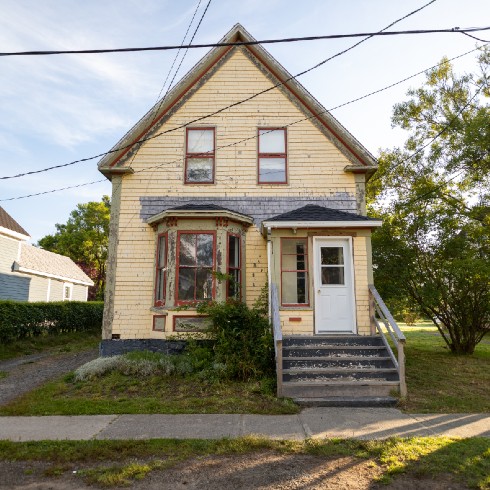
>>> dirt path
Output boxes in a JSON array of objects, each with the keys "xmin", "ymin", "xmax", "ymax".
[{"xmin": 0, "ymin": 349, "xmax": 98, "ymax": 406}]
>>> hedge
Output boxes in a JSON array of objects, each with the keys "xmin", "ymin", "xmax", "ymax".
[{"xmin": 0, "ymin": 300, "xmax": 103, "ymax": 343}]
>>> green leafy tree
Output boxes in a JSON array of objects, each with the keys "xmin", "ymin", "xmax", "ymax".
[
  {"xmin": 368, "ymin": 47, "xmax": 490, "ymax": 354},
  {"xmin": 38, "ymin": 196, "xmax": 110, "ymax": 300}
]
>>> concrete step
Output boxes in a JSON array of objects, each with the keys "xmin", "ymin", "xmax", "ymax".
[
  {"xmin": 294, "ymin": 396, "xmax": 398, "ymax": 407},
  {"xmin": 283, "ymin": 368, "xmax": 400, "ymax": 383},
  {"xmin": 282, "ymin": 380, "xmax": 399, "ymax": 398},
  {"xmin": 283, "ymin": 335, "xmax": 384, "ymax": 348},
  {"xmin": 283, "ymin": 346, "xmax": 389, "ymax": 358},
  {"xmin": 283, "ymin": 356, "xmax": 395, "ymax": 370}
]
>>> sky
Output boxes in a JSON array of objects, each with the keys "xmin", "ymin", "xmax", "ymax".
[{"xmin": 1, "ymin": 0, "xmax": 489, "ymax": 242}]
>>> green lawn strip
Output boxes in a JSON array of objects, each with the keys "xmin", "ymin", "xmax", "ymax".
[
  {"xmin": 0, "ymin": 371, "xmax": 7, "ymax": 380},
  {"xmin": 0, "ymin": 372, "xmax": 298, "ymax": 416},
  {"xmin": 0, "ymin": 330, "xmax": 100, "ymax": 362},
  {"xmin": 0, "ymin": 437, "xmax": 488, "ymax": 488},
  {"xmin": 387, "ymin": 325, "xmax": 490, "ymax": 413}
]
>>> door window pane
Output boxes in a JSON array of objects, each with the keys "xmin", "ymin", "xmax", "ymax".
[
  {"xmin": 321, "ymin": 266, "xmax": 345, "ymax": 285},
  {"xmin": 321, "ymin": 247, "xmax": 344, "ymax": 265}
]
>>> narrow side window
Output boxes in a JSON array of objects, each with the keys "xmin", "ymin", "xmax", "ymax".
[
  {"xmin": 227, "ymin": 234, "xmax": 241, "ymax": 299},
  {"xmin": 154, "ymin": 233, "xmax": 167, "ymax": 306}
]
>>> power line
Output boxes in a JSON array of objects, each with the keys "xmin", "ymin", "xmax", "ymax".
[
  {"xmin": 0, "ymin": 0, "xmax": 441, "ymax": 181},
  {"xmin": 1, "ymin": 26, "xmax": 488, "ymax": 57},
  {"xmin": 0, "ymin": 0, "xmax": 438, "ymax": 200}
]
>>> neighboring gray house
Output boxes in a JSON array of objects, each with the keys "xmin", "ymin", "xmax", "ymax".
[{"xmin": 0, "ymin": 206, "xmax": 93, "ymax": 302}]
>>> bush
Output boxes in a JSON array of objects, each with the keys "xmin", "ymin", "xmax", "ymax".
[
  {"xmin": 0, "ymin": 301, "xmax": 103, "ymax": 343},
  {"xmin": 197, "ymin": 299, "xmax": 275, "ymax": 381}
]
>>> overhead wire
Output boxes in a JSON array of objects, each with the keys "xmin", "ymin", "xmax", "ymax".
[
  {"xmin": 1, "ymin": 26, "xmax": 489, "ymax": 57},
  {"xmin": 1, "ymin": 0, "xmax": 441, "ymax": 201},
  {"xmin": 0, "ymin": 0, "xmax": 441, "ymax": 182}
]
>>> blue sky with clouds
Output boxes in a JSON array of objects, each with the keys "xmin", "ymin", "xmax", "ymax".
[{"xmin": 1, "ymin": 0, "xmax": 488, "ymax": 241}]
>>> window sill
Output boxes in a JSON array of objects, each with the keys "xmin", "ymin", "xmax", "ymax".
[{"xmin": 279, "ymin": 306, "xmax": 312, "ymax": 311}]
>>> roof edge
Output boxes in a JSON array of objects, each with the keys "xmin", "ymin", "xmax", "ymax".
[{"xmin": 12, "ymin": 263, "xmax": 94, "ymax": 286}]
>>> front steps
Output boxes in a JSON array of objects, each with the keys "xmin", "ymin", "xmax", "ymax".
[{"xmin": 281, "ymin": 335, "xmax": 399, "ymax": 407}]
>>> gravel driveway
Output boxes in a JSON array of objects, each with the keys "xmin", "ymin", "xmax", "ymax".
[{"xmin": 0, "ymin": 349, "xmax": 98, "ymax": 406}]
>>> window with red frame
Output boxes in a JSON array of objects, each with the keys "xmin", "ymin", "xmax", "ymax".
[
  {"xmin": 154, "ymin": 233, "xmax": 167, "ymax": 306},
  {"xmin": 281, "ymin": 238, "xmax": 309, "ymax": 305},
  {"xmin": 227, "ymin": 234, "xmax": 241, "ymax": 299},
  {"xmin": 177, "ymin": 232, "xmax": 215, "ymax": 302},
  {"xmin": 185, "ymin": 128, "xmax": 215, "ymax": 183},
  {"xmin": 258, "ymin": 128, "xmax": 287, "ymax": 184}
]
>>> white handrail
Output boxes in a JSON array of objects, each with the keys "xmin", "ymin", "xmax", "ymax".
[
  {"xmin": 369, "ymin": 284, "xmax": 407, "ymax": 398},
  {"xmin": 270, "ymin": 283, "xmax": 283, "ymax": 397}
]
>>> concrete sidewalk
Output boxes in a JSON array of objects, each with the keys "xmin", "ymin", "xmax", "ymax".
[{"xmin": 0, "ymin": 408, "xmax": 489, "ymax": 441}]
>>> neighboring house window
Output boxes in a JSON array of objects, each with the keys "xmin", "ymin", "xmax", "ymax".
[
  {"xmin": 227, "ymin": 233, "xmax": 241, "ymax": 299},
  {"xmin": 154, "ymin": 233, "xmax": 167, "ymax": 306},
  {"xmin": 185, "ymin": 128, "xmax": 215, "ymax": 183},
  {"xmin": 63, "ymin": 283, "xmax": 73, "ymax": 301},
  {"xmin": 176, "ymin": 232, "xmax": 215, "ymax": 303},
  {"xmin": 258, "ymin": 128, "xmax": 287, "ymax": 184},
  {"xmin": 281, "ymin": 238, "xmax": 309, "ymax": 306}
]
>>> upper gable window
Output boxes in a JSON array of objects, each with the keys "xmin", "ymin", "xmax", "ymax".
[
  {"xmin": 185, "ymin": 128, "xmax": 215, "ymax": 184},
  {"xmin": 258, "ymin": 128, "xmax": 287, "ymax": 184}
]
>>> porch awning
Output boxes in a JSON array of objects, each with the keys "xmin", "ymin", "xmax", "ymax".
[
  {"xmin": 147, "ymin": 204, "xmax": 254, "ymax": 226},
  {"xmin": 261, "ymin": 204, "xmax": 382, "ymax": 234}
]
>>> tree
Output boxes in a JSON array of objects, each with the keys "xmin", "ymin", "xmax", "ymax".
[
  {"xmin": 368, "ymin": 47, "xmax": 490, "ymax": 354},
  {"xmin": 38, "ymin": 196, "xmax": 110, "ymax": 300}
]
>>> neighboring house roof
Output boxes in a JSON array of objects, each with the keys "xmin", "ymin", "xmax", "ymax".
[
  {"xmin": 98, "ymin": 23, "xmax": 377, "ymax": 177},
  {"xmin": 0, "ymin": 206, "xmax": 30, "ymax": 240},
  {"xmin": 13, "ymin": 243, "xmax": 94, "ymax": 286},
  {"xmin": 262, "ymin": 205, "xmax": 382, "ymax": 233}
]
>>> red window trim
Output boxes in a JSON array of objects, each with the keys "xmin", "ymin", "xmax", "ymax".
[
  {"xmin": 152, "ymin": 315, "xmax": 166, "ymax": 332},
  {"xmin": 257, "ymin": 127, "xmax": 288, "ymax": 185},
  {"xmin": 184, "ymin": 127, "xmax": 216, "ymax": 185},
  {"xmin": 154, "ymin": 232, "xmax": 167, "ymax": 307},
  {"xmin": 175, "ymin": 231, "xmax": 217, "ymax": 305},
  {"xmin": 280, "ymin": 237, "xmax": 309, "ymax": 307},
  {"xmin": 226, "ymin": 232, "xmax": 241, "ymax": 300}
]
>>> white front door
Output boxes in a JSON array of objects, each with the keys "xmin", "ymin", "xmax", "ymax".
[{"xmin": 314, "ymin": 237, "xmax": 356, "ymax": 333}]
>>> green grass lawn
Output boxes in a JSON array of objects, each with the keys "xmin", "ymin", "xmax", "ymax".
[
  {"xmin": 394, "ymin": 324, "xmax": 490, "ymax": 413},
  {"xmin": 0, "ymin": 330, "xmax": 100, "ymax": 362},
  {"xmin": 0, "ymin": 371, "xmax": 298, "ymax": 416},
  {"xmin": 0, "ymin": 436, "xmax": 488, "ymax": 488}
]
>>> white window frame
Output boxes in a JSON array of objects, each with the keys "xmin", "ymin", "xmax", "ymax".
[{"xmin": 63, "ymin": 282, "xmax": 73, "ymax": 301}]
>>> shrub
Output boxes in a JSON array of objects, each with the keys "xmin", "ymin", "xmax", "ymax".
[
  {"xmin": 197, "ymin": 299, "xmax": 275, "ymax": 381},
  {"xmin": 0, "ymin": 301, "xmax": 103, "ymax": 343}
]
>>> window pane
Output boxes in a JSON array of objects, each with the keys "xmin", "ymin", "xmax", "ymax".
[
  {"xmin": 186, "ymin": 158, "xmax": 213, "ymax": 182},
  {"xmin": 196, "ymin": 234, "xmax": 214, "ymax": 266},
  {"xmin": 187, "ymin": 129, "xmax": 214, "ymax": 153},
  {"xmin": 259, "ymin": 129, "xmax": 285, "ymax": 153},
  {"xmin": 321, "ymin": 266, "xmax": 345, "ymax": 285},
  {"xmin": 178, "ymin": 268, "xmax": 195, "ymax": 300},
  {"xmin": 259, "ymin": 158, "xmax": 286, "ymax": 182},
  {"xmin": 228, "ymin": 235, "xmax": 240, "ymax": 268},
  {"xmin": 282, "ymin": 271, "xmax": 308, "ymax": 304},
  {"xmin": 156, "ymin": 270, "xmax": 165, "ymax": 301},
  {"xmin": 196, "ymin": 268, "xmax": 213, "ymax": 300},
  {"xmin": 321, "ymin": 247, "xmax": 344, "ymax": 265},
  {"xmin": 227, "ymin": 269, "xmax": 240, "ymax": 298},
  {"xmin": 179, "ymin": 234, "xmax": 195, "ymax": 266},
  {"xmin": 282, "ymin": 254, "xmax": 307, "ymax": 271},
  {"xmin": 158, "ymin": 236, "xmax": 166, "ymax": 266},
  {"xmin": 282, "ymin": 239, "xmax": 306, "ymax": 255}
]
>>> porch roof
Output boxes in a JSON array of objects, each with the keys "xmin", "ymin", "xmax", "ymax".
[
  {"xmin": 147, "ymin": 204, "xmax": 254, "ymax": 226},
  {"xmin": 261, "ymin": 205, "xmax": 382, "ymax": 234}
]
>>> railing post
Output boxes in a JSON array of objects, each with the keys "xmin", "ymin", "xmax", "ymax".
[
  {"xmin": 397, "ymin": 340, "xmax": 407, "ymax": 398},
  {"xmin": 369, "ymin": 288, "xmax": 376, "ymax": 335},
  {"xmin": 276, "ymin": 339, "xmax": 283, "ymax": 397}
]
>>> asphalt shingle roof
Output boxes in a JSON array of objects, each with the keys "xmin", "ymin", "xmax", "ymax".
[
  {"xmin": 0, "ymin": 206, "xmax": 30, "ymax": 237},
  {"xmin": 18, "ymin": 243, "xmax": 93, "ymax": 285},
  {"xmin": 265, "ymin": 204, "xmax": 379, "ymax": 222}
]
